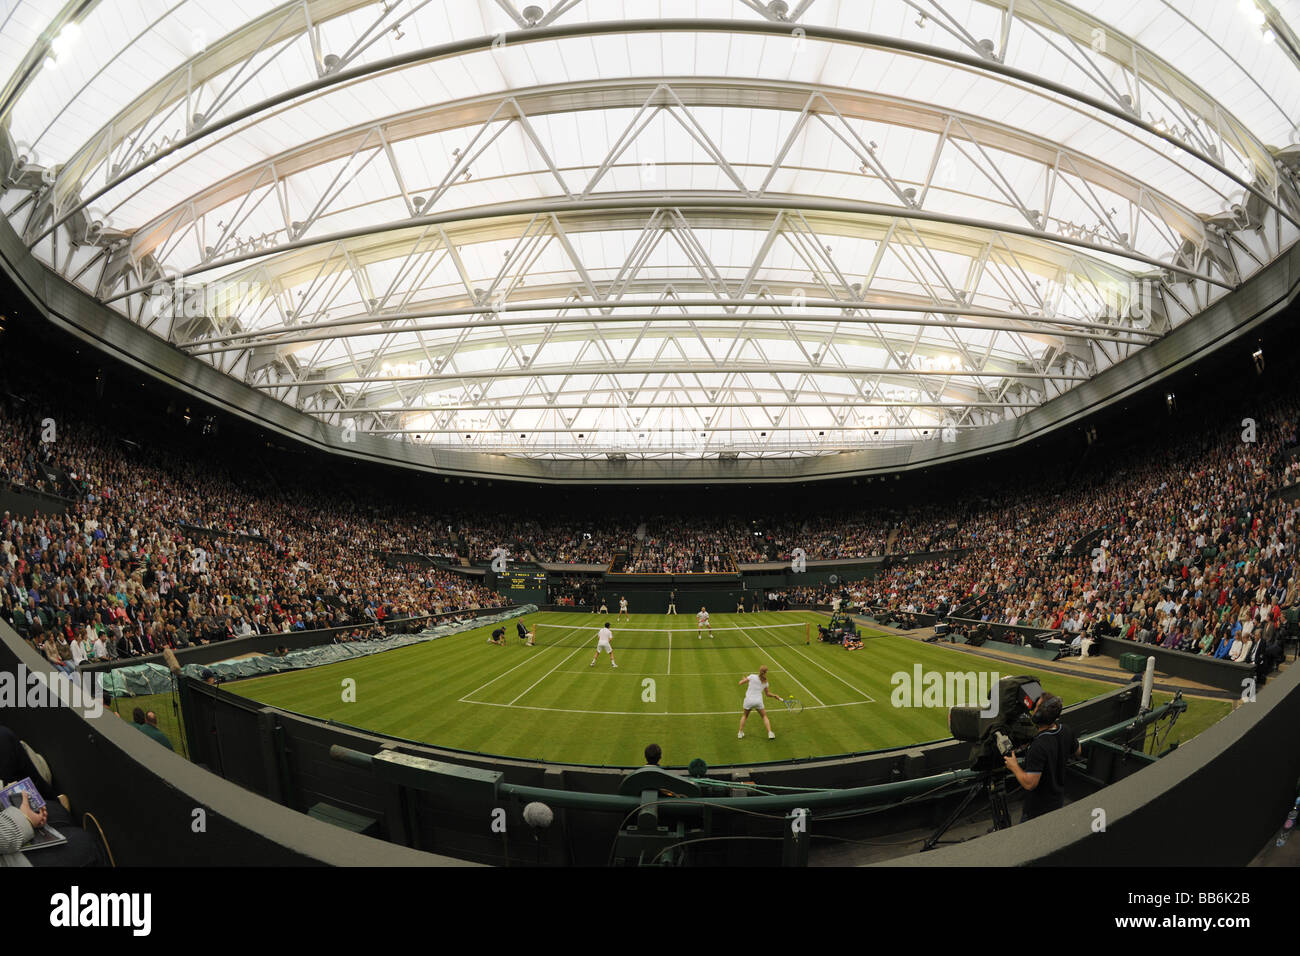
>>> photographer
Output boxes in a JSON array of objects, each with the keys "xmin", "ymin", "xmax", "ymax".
[{"xmin": 1002, "ymin": 694, "xmax": 1080, "ymax": 822}]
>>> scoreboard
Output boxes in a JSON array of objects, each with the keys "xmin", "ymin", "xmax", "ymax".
[
  {"xmin": 500, "ymin": 570, "xmax": 547, "ymax": 603},
  {"xmin": 504, "ymin": 571, "xmax": 547, "ymax": 590}
]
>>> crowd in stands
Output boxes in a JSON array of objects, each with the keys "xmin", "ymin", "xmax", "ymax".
[
  {"xmin": 623, "ymin": 517, "xmax": 748, "ymax": 572},
  {"xmin": 849, "ymin": 393, "xmax": 1300, "ymax": 670},
  {"xmin": 0, "ymin": 392, "xmax": 505, "ymax": 668},
  {"xmin": 5, "ymin": 339, "xmax": 1300, "ymax": 678},
  {"xmin": 456, "ymin": 509, "xmax": 968, "ymax": 567}
]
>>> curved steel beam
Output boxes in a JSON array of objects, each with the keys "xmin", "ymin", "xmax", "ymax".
[
  {"xmin": 299, "ymin": 401, "xmax": 1038, "ymax": 415},
  {"xmin": 251, "ymin": 365, "xmax": 1091, "ymax": 389},
  {"xmin": 274, "ymin": 324, "xmax": 1081, "ymax": 381},
  {"xmin": 0, "ymin": 0, "xmax": 100, "ymax": 121},
  {"xmin": 177, "ymin": 202, "xmax": 1138, "ymax": 296},
  {"xmin": 185, "ymin": 303, "xmax": 1156, "ymax": 360},
  {"xmin": 33, "ymin": 16, "xmax": 1298, "ymax": 249},
  {"xmin": 124, "ymin": 77, "xmax": 1208, "ymax": 260},
  {"xmin": 102, "ymin": 194, "xmax": 1229, "ymax": 305}
]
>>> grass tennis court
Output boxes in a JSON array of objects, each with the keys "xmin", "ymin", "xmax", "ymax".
[{"xmin": 222, "ymin": 611, "xmax": 1229, "ymax": 766}]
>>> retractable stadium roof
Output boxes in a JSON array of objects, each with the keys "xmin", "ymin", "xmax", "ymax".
[{"xmin": 1, "ymin": 0, "xmax": 1298, "ymax": 466}]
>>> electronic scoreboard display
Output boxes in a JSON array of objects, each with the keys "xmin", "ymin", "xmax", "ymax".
[
  {"xmin": 499, "ymin": 570, "xmax": 547, "ymax": 603},
  {"xmin": 504, "ymin": 571, "xmax": 547, "ymax": 590}
]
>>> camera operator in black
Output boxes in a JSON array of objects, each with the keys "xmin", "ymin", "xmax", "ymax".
[{"xmin": 1002, "ymin": 694, "xmax": 1080, "ymax": 821}]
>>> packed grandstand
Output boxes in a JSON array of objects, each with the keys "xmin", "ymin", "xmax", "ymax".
[{"xmin": 4, "ymin": 328, "xmax": 1297, "ymax": 671}]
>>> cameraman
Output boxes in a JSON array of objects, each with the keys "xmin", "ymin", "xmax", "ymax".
[{"xmin": 1002, "ymin": 694, "xmax": 1080, "ymax": 822}]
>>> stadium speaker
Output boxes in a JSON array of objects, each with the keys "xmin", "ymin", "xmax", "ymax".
[{"xmin": 523, "ymin": 802, "xmax": 554, "ymax": 829}]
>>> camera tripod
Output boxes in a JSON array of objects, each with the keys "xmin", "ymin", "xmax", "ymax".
[{"xmin": 921, "ymin": 769, "xmax": 1013, "ymax": 851}]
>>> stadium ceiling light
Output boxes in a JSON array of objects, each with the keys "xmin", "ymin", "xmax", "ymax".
[{"xmin": 49, "ymin": 23, "xmax": 79, "ymax": 61}]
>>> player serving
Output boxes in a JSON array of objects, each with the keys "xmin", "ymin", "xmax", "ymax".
[
  {"xmin": 697, "ymin": 606, "xmax": 713, "ymax": 639},
  {"xmin": 589, "ymin": 621, "xmax": 618, "ymax": 668},
  {"xmin": 618, "ymin": 596, "xmax": 630, "ymax": 621},
  {"xmin": 737, "ymin": 665, "xmax": 781, "ymax": 740}
]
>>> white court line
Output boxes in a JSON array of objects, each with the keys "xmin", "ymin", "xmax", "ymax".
[
  {"xmin": 458, "ymin": 624, "xmax": 587, "ymax": 703},
  {"xmin": 461, "ymin": 699, "xmax": 875, "ymax": 717},
  {"xmin": 735, "ymin": 624, "xmax": 825, "ymax": 707},
  {"xmin": 667, "ymin": 631, "xmax": 671, "ymax": 676},
  {"xmin": 509, "ymin": 640, "xmax": 592, "ymax": 706},
  {"xmin": 752, "ymin": 620, "xmax": 877, "ymax": 703}
]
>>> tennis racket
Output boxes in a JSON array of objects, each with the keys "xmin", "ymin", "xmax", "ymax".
[{"xmin": 782, "ymin": 697, "xmax": 804, "ymax": 715}]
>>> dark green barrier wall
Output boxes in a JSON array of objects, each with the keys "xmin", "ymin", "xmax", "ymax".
[
  {"xmin": 0, "ymin": 619, "xmax": 464, "ymax": 865},
  {"xmin": 0, "ymin": 484, "xmax": 71, "ymax": 517}
]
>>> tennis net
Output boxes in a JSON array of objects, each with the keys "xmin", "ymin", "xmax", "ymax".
[{"xmin": 529, "ymin": 621, "xmax": 810, "ymax": 650}]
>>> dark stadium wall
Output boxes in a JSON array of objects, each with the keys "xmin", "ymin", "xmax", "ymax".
[
  {"xmin": 0, "ymin": 618, "xmax": 469, "ymax": 866},
  {"xmin": 176, "ymin": 674, "xmax": 1146, "ymax": 865},
  {"xmin": 1095, "ymin": 637, "xmax": 1255, "ymax": 694},
  {"xmin": 0, "ymin": 485, "xmax": 70, "ymax": 518},
  {"xmin": 513, "ymin": 560, "xmax": 894, "ymax": 611},
  {"xmin": 543, "ymin": 585, "xmax": 754, "ymax": 615}
]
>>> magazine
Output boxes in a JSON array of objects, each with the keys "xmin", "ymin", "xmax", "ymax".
[
  {"xmin": 1, "ymin": 778, "xmax": 66, "ymax": 851},
  {"xmin": 0, "ymin": 777, "xmax": 45, "ymax": 813},
  {"xmin": 23, "ymin": 823, "xmax": 67, "ymax": 851}
]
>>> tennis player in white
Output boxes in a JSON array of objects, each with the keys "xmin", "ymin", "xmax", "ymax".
[
  {"xmin": 737, "ymin": 665, "xmax": 781, "ymax": 739},
  {"xmin": 697, "ymin": 607, "xmax": 713, "ymax": 639},
  {"xmin": 589, "ymin": 621, "xmax": 618, "ymax": 668},
  {"xmin": 618, "ymin": 596, "xmax": 629, "ymax": 621}
]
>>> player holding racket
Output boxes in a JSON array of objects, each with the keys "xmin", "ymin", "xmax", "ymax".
[
  {"xmin": 697, "ymin": 606, "xmax": 713, "ymax": 640},
  {"xmin": 737, "ymin": 665, "xmax": 781, "ymax": 739},
  {"xmin": 589, "ymin": 621, "xmax": 618, "ymax": 668},
  {"xmin": 618, "ymin": 596, "xmax": 630, "ymax": 621}
]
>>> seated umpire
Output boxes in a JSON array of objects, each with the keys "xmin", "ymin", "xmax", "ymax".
[{"xmin": 1002, "ymin": 694, "xmax": 1080, "ymax": 822}]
